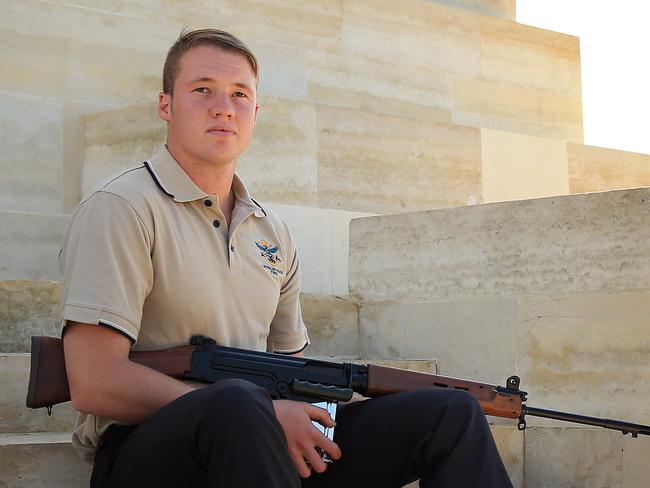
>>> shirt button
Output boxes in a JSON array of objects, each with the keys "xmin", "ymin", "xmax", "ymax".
[
  {"xmin": 213, "ymin": 220, "xmax": 220, "ymax": 228},
  {"xmin": 204, "ymin": 199, "xmax": 212, "ymax": 207}
]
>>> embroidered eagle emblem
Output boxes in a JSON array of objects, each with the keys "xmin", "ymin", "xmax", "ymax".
[{"xmin": 256, "ymin": 240, "xmax": 282, "ymax": 267}]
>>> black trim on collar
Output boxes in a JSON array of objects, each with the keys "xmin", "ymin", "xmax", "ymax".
[
  {"xmin": 274, "ymin": 341, "xmax": 309, "ymax": 355},
  {"xmin": 250, "ymin": 197, "xmax": 267, "ymax": 217},
  {"xmin": 144, "ymin": 161, "xmax": 175, "ymax": 199}
]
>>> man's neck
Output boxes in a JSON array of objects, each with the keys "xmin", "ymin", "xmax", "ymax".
[{"xmin": 166, "ymin": 144, "xmax": 237, "ymax": 224}]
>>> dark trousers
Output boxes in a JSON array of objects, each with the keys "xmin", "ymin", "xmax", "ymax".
[{"xmin": 91, "ymin": 379, "xmax": 513, "ymax": 488}]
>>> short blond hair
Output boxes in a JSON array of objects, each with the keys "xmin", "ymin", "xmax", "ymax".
[{"xmin": 162, "ymin": 29, "xmax": 259, "ymax": 95}]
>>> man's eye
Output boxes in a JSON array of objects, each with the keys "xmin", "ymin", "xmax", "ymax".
[
  {"xmin": 194, "ymin": 87, "xmax": 209, "ymax": 94},
  {"xmin": 233, "ymin": 91, "xmax": 247, "ymax": 98}
]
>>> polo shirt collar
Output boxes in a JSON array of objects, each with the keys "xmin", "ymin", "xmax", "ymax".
[{"xmin": 145, "ymin": 146, "xmax": 266, "ymax": 217}]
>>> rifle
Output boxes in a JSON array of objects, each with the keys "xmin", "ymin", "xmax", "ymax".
[{"xmin": 26, "ymin": 335, "xmax": 650, "ymax": 438}]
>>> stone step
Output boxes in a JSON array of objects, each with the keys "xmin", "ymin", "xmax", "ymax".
[
  {"xmin": 0, "ymin": 433, "xmax": 92, "ymax": 488},
  {"xmin": 0, "ymin": 427, "xmax": 525, "ymax": 488},
  {"xmin": 1, "ymin": 354, "xmax": 77, "ymax": 434}
]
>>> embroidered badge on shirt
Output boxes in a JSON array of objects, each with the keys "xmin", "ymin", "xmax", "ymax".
[{"xmin": 256, "ymin": 240, "xmax": 285, "ymax": 276}]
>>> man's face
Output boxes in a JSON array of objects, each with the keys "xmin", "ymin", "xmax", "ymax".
[{"xmin": 158, "ymin": 45, "xmax": 259, "ymax": 168}]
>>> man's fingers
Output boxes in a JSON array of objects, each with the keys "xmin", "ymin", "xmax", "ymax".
[
  {"xmin": 316, "ymin": 435, "xmax": 342, "ymax": 461},
  {"xmin": 305, "ymin": 404, "xmax": 336, "ymax": 426},
  {"xmin": 290, "ymin": 449, "xmax": 312, "ymax": 478}
]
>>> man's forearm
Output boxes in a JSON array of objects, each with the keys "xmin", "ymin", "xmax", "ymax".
[{"xmin": 64, "ymin": 322, "xmax": 195, "ymax": 424}]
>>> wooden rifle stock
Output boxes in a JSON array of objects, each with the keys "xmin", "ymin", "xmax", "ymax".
[
  {"xmin": 26, "ymin": 336, "xmax": 195, "ymax": 409},
  {"xmin": 365, "ymin": 364, "xmax": 523, "ymax": 419}
]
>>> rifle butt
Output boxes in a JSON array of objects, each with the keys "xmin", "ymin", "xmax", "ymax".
[{"xmin": 26, "ymin": 336, "xmax": 71, "ymax": 409}]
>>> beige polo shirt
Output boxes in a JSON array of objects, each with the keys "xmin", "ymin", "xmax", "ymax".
[{"xmin": 59, "ymin": 145, "xmax": 309, "ymax": 463}]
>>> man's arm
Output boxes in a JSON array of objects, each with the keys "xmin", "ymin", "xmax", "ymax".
[{"xmin": 63, "ymin": 322, "xmax": 194, "ymax": 424}]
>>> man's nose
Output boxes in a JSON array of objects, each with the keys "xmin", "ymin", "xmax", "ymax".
[{"xmin": 209, "ymin": 94, "xmax": 235, "ymax": 118}]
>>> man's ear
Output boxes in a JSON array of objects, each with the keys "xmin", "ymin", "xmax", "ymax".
[
  {"xmin": 253, "ymin": 103, "xmax": 260, "ymax": 125},
  {"xmin": 159, "ymin": 92, "xmax": 172, "ymax": 121}
]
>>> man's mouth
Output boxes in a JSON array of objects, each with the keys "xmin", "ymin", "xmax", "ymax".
[{"xmin": 207, "ymin": 126, "xmax": 236, "ymax": 136}]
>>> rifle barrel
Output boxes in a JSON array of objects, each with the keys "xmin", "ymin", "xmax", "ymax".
[{"xmin": 523, "ymin": 405, "xmax": 650, "ymax": 437}]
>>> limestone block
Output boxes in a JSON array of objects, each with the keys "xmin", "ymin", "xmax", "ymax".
[
  {"xmin": 226, "ymin": 0, "xmax": 343, "ymax": 53},
  {"xmin": 0, "ymin": 435, "xmax": 90, "ymax": 488},
  {"xmin": 568, "ymin": 143, "xmax": 650, "ymax": 194},
  {"xmin": 522, "ymin": 427, "xmax": 650, "ymax": 488},
  {"xmin": 479, "ymin": 16, "xmax": 581, "ymax": 98},
  {"xmin": 250, "ymin": 42, "xmax": 310, "ymax": 101},
  {"xmin": 2, "ymin": 1, "xmax": 166, "ymax": 105},
  {"xmin": 453, "ymin": 76, "xmax": 583, "ymax": 142},
  {"xmin": 1, "ymin": 0, "xmax": 171, "ymax": 56},
  {"xmin": 238, "ymin": 97, "xmax": 319, "ymax": 206},
  {"xmin": 317, "ymin": 105, "xmax": 482, "ymax": 213},
  {"xmin": 82, "ymin": 103, "xmax": 165, "ymax": 196},
  {"xmin": 429, "ymin": 0, "xmax": 515, "ymax": 20},
  {"xmin": 267, "ymin": 204, "xmax": 372, "ymax": 295},
  {"xmin": 358, "ymin": 297, "xmax": 518, "ymax": 383},
  {"xmin": 0, "ymin": 212, "xmax": 69, "ymax": 282},
  {"xmin": 349, "ymin": 187, "xmax": 650, "ymax": 301},
  {"xmin": 0, "ymin": 30, "xmax": 67, "ymax": 98},
  {"xmin": 0, "ymin": 354, "xmax": 76, "ymax": 433},
  {"xmin": 516, "ymin": 290, "xmax": 650, "ymax": 425},
  {"xmin": 306, "ymin": 47, "xmax": 453, "ymax": 123},
  {"xmin": 300, "ymin": 294, "xmax": 358, "ymax": 357},
  {"xmin": 0, "ymin": 92, "xmax": 63, "ymax": 213},
  {"xmin": 341, "ymin": 0, "xmax": 481, "ymax": 79},
  {"xmin": 0, "ymin": 281, "xmax": 61, "ymax": 352},
  {"xmin": 65, "ymin": 41, "xmax": 162, "ymax": 106},
  {"xmin": 481, "ymin": 129, "xmax": 569, "ymax": 203}
]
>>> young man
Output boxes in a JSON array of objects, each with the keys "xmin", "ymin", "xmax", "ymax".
[{"xmin": 60, "ymin": 29, "xmax": 513, "ymax": 487}]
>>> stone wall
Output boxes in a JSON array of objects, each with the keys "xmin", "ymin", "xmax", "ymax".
[{"xmin": 349, "ymin": 187, "xmax": 650, "ymax": 486}]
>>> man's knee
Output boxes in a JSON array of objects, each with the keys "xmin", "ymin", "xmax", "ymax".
[{"xmin": 191, "ymin": 379, "xmax": 274, "ymax": 422}]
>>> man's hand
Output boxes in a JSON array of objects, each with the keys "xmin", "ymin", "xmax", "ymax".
[{"xmin": 273, "ymin": 399, "xmax": 342, "ymax": 478}]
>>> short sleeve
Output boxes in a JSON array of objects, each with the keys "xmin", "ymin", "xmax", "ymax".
[
  {"xmin": 59, "ymin": 191, "xmax": 153, "ymax": 342},
  {"xmin": 267, "ymin": 239, "xmax": 310, "ymax": 354}
]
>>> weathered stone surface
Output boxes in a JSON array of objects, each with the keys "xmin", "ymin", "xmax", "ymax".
[
  {"xmin": 0, "ymin": 212, "xmax": 68, "ymax": 281},
  {"xmin": 0, "ymin": 92, "xmax": 63, "ymax": 213},
  {"xmin": 517, "ymin": 290, "xmax": 650, "ymax": 425},
  {"xmin": 306, "ymin": 47, "xmax": 453, "ymax": 123},
  {"xmin": 300, "ymin": 294, "xmax": 358, "ymax": 357},
  {"xmin": 481, "ymin": 128, "xmax": 569, "ymax": 203},
  {"xmin": 82, "ymin": 103, "xmax": 165, "ymax": 196},
  {"xmin": 268, "ymin": 204, "xmax": 372, "ymax": 295},
  {"xmin": 568, "ymin": 143, "xmax": 650, "ymax": 194},
  {"xmin": 523, "ymin": 428, "xmax": 639, "ymax": 488},
  {"xmin": 317, "ymin": 106, "xmax": 482, "ymax": 213},
  {"xmin": 0, "ymin": 354, "xmax": 76, "ymax": 433},
  {"xmin": 359, "ymin": 297, "xmax": 518, "ymax": 383},
  {"xmin": 342, "ymin": 0, "xmax": 481, "ymax": 78},
  {"xmin": 480, "ymin": 16, "xmax": 581, "ymax": 98},
  {"xmin": 349, "ymin": 187, "xmax": 650, "ymax": 301},
  {"xmin": 453, "ymin": 76, "xmax": 583, "ymax": 141},
  {"xmin": 0, "ymin": 435, "xmax": 90, "ymax": 488},
  {"xmin": 0, "ymin": 281, "xmax": 61, "ymax": 352}
]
